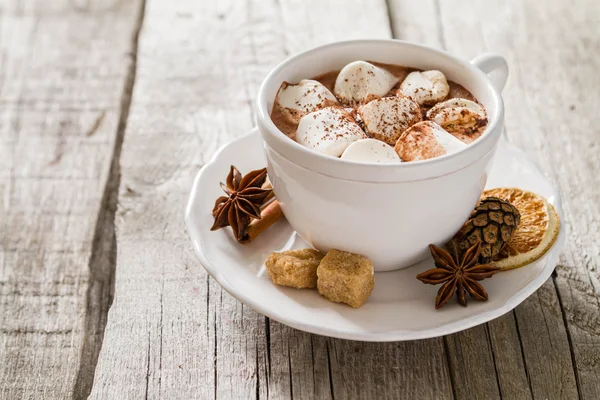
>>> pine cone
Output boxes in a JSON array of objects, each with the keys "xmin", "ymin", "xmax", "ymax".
[{"xmin": 452, "ymin": 196, "xmax": 521, "ymax": 263}]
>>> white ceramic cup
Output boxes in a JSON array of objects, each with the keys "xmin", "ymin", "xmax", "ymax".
[{"xmin": 256, "ymin": 40, "xmax": 508, "ymax": 271}]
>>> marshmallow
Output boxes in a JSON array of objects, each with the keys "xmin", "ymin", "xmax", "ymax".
[
  {"xmin": 356, "ymin": 96, "xmax": 422, "ymax": 146},
  {"xmin": 296, "ymin": 107, "xmax": 367, "ymax": 157},
  {"xmin": 275, "ymin": 79, "xmax": 338, "ymax": 117},
  {"xmin": 398, "ymin": 70, "xmax": 450, "ymax": 105},
  {"xmin": 394, "ymin": 121, "xmax": 467, "ymax": 162},
  {"xmin": 334, "ymin": 61, "xmax": 399, "ymax": 104},
  {"xmin": 341, "ymin": 139, "xmax": 402, "ymax": 163},
  {"xmin": 426, "ymin": 98, "xmax": 488, "ymax": 143}
]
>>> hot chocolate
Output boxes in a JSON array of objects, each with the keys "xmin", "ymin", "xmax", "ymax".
[{"xmin": 270, "ymin": 61, "xmax": 488, "ymax": 163}]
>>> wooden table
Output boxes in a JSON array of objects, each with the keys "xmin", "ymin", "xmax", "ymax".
[{"xmin": 1, "ymin": 0, "xmax": 599, "ymax": 398}]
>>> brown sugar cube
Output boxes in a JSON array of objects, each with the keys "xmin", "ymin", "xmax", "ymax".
[
  {"xmin": 265, "ymin": 249, "xmax": 325, "ymax": 289},
  {"xmin": 317, "ymin": 250, "xmax": 375, "ymax": 308}
]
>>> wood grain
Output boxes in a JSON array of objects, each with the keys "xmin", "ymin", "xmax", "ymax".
[
  {"xmin": 276, "ymin": 3, "xmax": 455, "ymax": 399},
  {"xmin": 388, "ymin": 0, "xmax": 600, "ymax": 398},
  {"xmin": 0, "ymin": 0, "xmax": 589, "ymax": 398},
  {"xmin": 434, "ymin": 1, "xmax": 599, "ymax": 398},
  {"xmin": 387, "ymin": 3, "xmax": 528, "ymax": 398},
  {"xmin": 386, "ymin": 1, "xmax": 599, "ymax": 399},
  {"xmin": 90, "ymin": 0, "xmax": 456, "ymax": 399},
  {"xmin": 0, "ymin": 0, "xmax": 143, "ymax": 398}
]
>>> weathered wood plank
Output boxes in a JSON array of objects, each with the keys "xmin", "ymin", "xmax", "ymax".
[
  {"xmin": 486, "ymin": 313, "xmax": 533, "ymax": 400},
  {"xmin": 329, "ymin": 339, "xmax": 454, "ymax": 399},
  {"xmin": 433, "ymin": 0, "xmax": 599, "ymax": 398},
  {"xmin": 277, "ymin": 2, "xmax": 455, "ymax": 399},
  {"xmin": 0, "ymin": 0, "xmax": 143, "ymax": 398},
  {"xmin": 91, "ymin": 0, "xmax": 456, "ymax": 399},
  {"xmin": 387, "ymin": 1, "xmax": 599, "ymax": 399},
  {"xmin": 89, "ymin": 0, "xmax": 275, "ymax": 396},
  {"xmin": 444, "ymin": 326, "xmax": 502, "ymax": 399},
  {"xmin": 88, "ymin": 0, "xmax": 276, "ymax": 397},
  {"xmin": 432, "ymin": 1, "xmax": 600, "ymax": 398},
  {"xmin": 514, "ymin": 282, "xmax": 580, "ymax": 399},
  {"xmin": 387, "ymin": 0, "xmax": 442, "ymax": 48},
  {"xmin": 92, "ymin": 0, "xmax": 600, "ymax": 399},
  {"xmin": 388, "ymin": 3, "xmax": 510, "ymax": 398},
  {"xmin": 493, "ymin": 1, "xmax": 600, "ymax": 396}
]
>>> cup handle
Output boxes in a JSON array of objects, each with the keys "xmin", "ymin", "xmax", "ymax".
[{"xmin": 471, "ymin": 53, "xmax": 509, "ymax": 92}]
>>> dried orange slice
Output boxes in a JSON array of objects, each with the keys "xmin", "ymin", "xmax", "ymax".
[{"xmin": 482, "ymin": 188, "xmax": 560, "ymax": 270}]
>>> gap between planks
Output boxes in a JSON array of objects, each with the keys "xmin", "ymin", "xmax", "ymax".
[{"xmin": 71, "ymin": 0, "xmax": 148, "ymax": 398}]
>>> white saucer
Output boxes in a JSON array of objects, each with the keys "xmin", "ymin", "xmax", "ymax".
[{"xmin": 185, "ymin": 128, "xmax": 565, "ymax": 342}]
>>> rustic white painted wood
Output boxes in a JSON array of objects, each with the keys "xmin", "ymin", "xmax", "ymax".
[
  {"xmin": 0, "ymin": 0, "xmax": 142, "ymax": 398},
  {"xmin": 92, "ymin": 0, "xmax": 600, "ymax": 398},
  {"xmin": 387, "ymin": 1, "xmax": 582, "ymax": 398},
  {"xmin": 90, "ymin": 0, "xmax": 456, "ymax": 399},
  {"xmin": 2, "ymin": 0, "xmax": 599, "ymax": 399},
  {"xmin": 433, "ymin": 1, "xmax": 600, "ymax": 398}
]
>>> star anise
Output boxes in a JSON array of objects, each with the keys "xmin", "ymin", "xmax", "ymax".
[
  {"xmin": 416, "ymin": 241, "xmax": 500, "ymax": 309},
  {"xmin": 211, "ymin": 166, "xmax": 272, "ymax": 241}
]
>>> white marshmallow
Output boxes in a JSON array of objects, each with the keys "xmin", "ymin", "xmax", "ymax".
[
  {"xmin": 334, "ymin": 61, "xmax": 399, "ymax": 104},
  {"xmin": 296, "ymin": 107, "xmax": 367, "ymax": 157},
  {"xmin": 399, "ymin": 70, "xmax": 450, "ymax": 105},
  {"xmin": 341, "ymin": 139, "xmax": 402, "ymax": 163},
  {"xmin": 394, "ymin": 121, "xmax": 467, "ymax": 162},
  {"xmin": 356, "ymin": 96, "xmax": 422, "ymax": 146},
  {"xmin": 426, "ymin": 98, "xmax": 487, "ymax": 143},
  {"xmin": 275, "ymin": 79, "xmax": 337, "ymax": 116},
  {"xmin": 429, "ymin": 123, "xmax": 468, "ymax": 154}
]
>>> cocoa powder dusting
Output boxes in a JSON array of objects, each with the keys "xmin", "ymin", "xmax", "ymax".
[
  {"xmin": 306, "ymin": 62, "xmax": 477, "ymax": 109},
  {"xmin": 271, "ymin": 61, "xmax": 480, "ymax": 139},
  {"xmin": 395, "ymin": 123, "xmax": 447, "ymax": 161}
]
